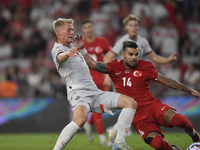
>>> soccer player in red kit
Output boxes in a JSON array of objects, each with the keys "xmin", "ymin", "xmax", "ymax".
[
  {"xmin": 81, "ymin": 20, "xmax": 111, "ymax": 145},
  {"xmin": 80, "ymin": 41, "xmax": 200, "ymax": 150}
]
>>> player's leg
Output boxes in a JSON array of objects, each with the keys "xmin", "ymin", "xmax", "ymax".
[
  {"xmin": 112, "ymin": 94, "xmax": 137, "ymax": 150},
  {"xmin": 145, "ymin": 132, "xmax": 180, "ymax": 150},
  {"xmin": 164, "ymin": 109, "xmax": 200, "ymax": 142},
  {"xmin": 53, "ymin": 105, "xmax": 89, "ymax": 150}
]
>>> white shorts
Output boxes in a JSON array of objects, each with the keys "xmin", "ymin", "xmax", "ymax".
[{"xmin": 69, "ymin": 88, "xmax": 120, "ymax": 116}]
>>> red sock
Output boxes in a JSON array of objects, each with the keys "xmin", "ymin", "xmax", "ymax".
[
  {"xmin": 87, "ymin": 113, "xmax": 94, "ymax": 125},
  {"xmin": 150, "ymin": 136, "xmax": 173, "ymax": 150},
  {"xmin": 170, "ymin": 113, "xmax": 193, "ymax": 132},
  {"xmin": 93, "ymin": 113, "xmax": 104, "ymax": 135}
]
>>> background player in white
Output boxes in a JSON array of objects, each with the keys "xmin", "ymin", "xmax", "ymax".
[
  {"xmin": 104, "ymin": 14, "xmax": 179, "ymax": 87},
  {"xmin": 51, "ymin": 18, "xmax": 137, "ymax": 150},
  {"xmin": 103, "ymin": 14, "xmax": 180, "ymax": 146}
]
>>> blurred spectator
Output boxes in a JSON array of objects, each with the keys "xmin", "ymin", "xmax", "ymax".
[
  {"xmin": 174, "ymin": 12, "xmax": 187, "ymax": 49},
  {"xmin": 184, "ymin": 0, "xmax": 197, "ymax": 21},
  {"xmin": 103, "ymin": 21, "xmax": 118, "ymax": 47},
  {"xmin": 131, "ymin": 0, "xmax": 151, "ymax": 19},
  {"xmin": 149, "ymin": 0, "xmax": 168, "ymax": 23},
  {"xmin": 160, "ymin": 20, "xmax": 179, "ymax": 57},
  {"xmin": 0, "ymin": 4, "xmax": 12, "ymax": 21},
  {"xmin": 36, "ymin": 11, "xmax": 54, "ymax": 40},
  {"xmin": 89, "ymin": 5, "xmax": 109, "ymax": 36},
  {"xmin": 180, "ymin": 36, "xmax": 198, "ymax": 64},
  {"xmin": 23, "ymin": 26, "xmax": 46, "ymax": 57},
  {"xmin": 117, "ymin": 0, "xmax": 131, "ymax": 27},
  {"xmin": 138, "ymin": 14, "xmax": 149, "ymax": 40},
  {"xmin": 26, "ymin": 61, "xmax": 44, "ymax": 96},
  {"xmin": 0, "ymin": 74, "xmax": 18, "ymax": 98},
  {"xmin": 0, "ymin": 36, "xmax": 12, "ymax": 60},
  {"xmin": 183, "ymin": 63, "xmax": 200, "ymax": 91},
  {"xmin": 163, "ymin": 0, "xmax": 176, "ymax": 24},
  {"xmin": 187, "ymin": 10, "xmax": 200, "ymax": 49},
  {"xmin": 139, "ymin": 10, "xmax": 151, "ymax": 30},
  {"xmin": 149, "ymin": 19, "xmax": 164, "ymax": 54},
  {"xmin": 100, "ymin": 0, "xmax": 119, "ymax": 15}
]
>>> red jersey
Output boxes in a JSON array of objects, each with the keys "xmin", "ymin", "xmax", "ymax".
[
  {"xmin": 84, "ymin": 37, "xmax": 111, "ymax": 86},
  {"xmin": 107, "ymin": 59, "xmax": 158, "ymax": 107}
]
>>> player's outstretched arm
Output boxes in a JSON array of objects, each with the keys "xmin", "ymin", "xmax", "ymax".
[
  {"xmin": 156, "ymin": 73, "xmax": 200, "ymax": 97},
  {"xmin": 147, "ymin": 51, "xmax": 179, "ymax": 64}
]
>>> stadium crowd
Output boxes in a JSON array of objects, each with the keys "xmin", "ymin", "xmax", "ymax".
[{"xmin": 0, "ymin": 0, "xmax": 200, "ymax": 99}]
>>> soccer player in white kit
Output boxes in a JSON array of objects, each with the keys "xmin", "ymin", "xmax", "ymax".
[
  {"xmin": 51, "ymin": 18, "xmax": 137, "ymax": 150},
  {"xmin": 103, "ymin": 14, "xmax": 180, "ymax": 147}
]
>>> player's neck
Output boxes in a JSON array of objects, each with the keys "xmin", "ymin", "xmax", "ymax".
[
  {"xmin": 85, "ymin": 35, "xmax": 95, "ymax": 43},
  {"xmin": 129, "ymin": 35, "xmax": 137, "ymax": 41},
  {"xmin": 57, "ymin": 39, "xmax": 71, "ymax": 47}
]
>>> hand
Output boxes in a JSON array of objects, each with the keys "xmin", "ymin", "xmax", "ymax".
[
  {"xmin": 189, "ymin": 89, "xmax": 200, "ymax": 98},
  {"xmin": 73, "ymin": 35, "xmax": 84, "ymax": 50},
  {"xmin": 66, "ymin": 48, "xmax": 79, "ymax": 58},
  {"xmin": 168, "ymin": 52, "xmax": 179, "ymax": 63}
]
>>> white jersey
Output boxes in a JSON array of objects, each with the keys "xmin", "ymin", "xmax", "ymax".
[
  {"xmin": 112, "ymin": 34, "xmax": 153, "ymax": 60},
  {"xmin": 51, "ymin": 42, "xmax": 98, "ymax": 97}
]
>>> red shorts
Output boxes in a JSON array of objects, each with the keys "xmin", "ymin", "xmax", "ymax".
[{"xmin": 132, "ymin": 98, "xmax": 175, "ymax": 140}]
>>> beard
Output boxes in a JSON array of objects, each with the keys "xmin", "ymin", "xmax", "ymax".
[{"xmin": 125, "ymin": 60, "xmax": 137, "ymax": 69}]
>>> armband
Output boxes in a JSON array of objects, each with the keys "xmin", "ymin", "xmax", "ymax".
[{"xmin": 79, "ymin": 48, "xmax": 87, "ymax": 55}]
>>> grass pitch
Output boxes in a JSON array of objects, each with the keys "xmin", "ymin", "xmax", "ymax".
[{"xmin": 0, "ymin": 131, "xmax": 195, "ymax": 150}]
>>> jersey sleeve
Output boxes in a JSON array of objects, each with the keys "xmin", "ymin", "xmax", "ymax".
[
  {"xmin": 106, "ymin": 61, "xmax": 116, "ymax": 75},
  {"xmin": 52, "ymin": 47, "xmax": 65, "ymax": 61},
  {"xmin": 145, "ymin": 61, "xmax": 158, "ymax": 81},
  {"xmin": 111, "ymin": 38, "xmax": 123, "ymax": 55},
  {"xmin": 143, "ymin": 38, "xmax": 153, "ymax": 55}
]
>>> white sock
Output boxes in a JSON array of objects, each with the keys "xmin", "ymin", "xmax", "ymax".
[
  {"xmin": 99, "ymin": 134, "xmax": 106, "ymax": 141},
  {"xmin": 112, "ymin": 122, "xmax": 118, "ymax": 132},
  {"xmin": 53, "ymin": 121, "xmax": 81, "ymax": 150},
  {"xmin": 83, "ymin": 122, "xmax": 91, "ymax": 130},
  {"xmin": 115, "ymin": 108, "xmax": 136, "ymax": 143}
]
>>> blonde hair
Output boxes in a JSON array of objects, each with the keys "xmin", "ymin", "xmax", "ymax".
[
  {"xmin": 123, "ymin": 14, "xmax": 140, "ymax": 25},
  {"xmin": 53, "ymin": 18, "xmax": 75, "ymax": 33}
]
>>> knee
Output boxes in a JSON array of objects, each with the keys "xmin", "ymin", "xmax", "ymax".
[
  {"xmin": 128, "ymin": 98, "xmax": 137, "ymax": 109},
  {"xmin": 145, "ymin": 136, "xmax": 165, "ymax": 150},
  {"xmin": 73, "ymin": 116, "xmax": 87, "ymax": 128}
]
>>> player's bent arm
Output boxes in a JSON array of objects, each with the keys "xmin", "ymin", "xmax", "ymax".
[
  {"xmin": 103, "ymin": 51, "xmax": 117, "ymax": 63},
  {"xmin": 83, "ymin": 53, "xmax": 108, "ymax": 73},
  {"xmin": 57, "ymin": 52, "xmax": 70, "ymax": 62},
  {"xmin": 57, "ymin": 48, "xmax": 79, "ymax": 62},
  {"xmin": 147, "ymin": 51, "xmax": 170, "ymax": 64}
]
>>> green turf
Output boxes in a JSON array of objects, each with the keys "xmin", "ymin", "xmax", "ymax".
[{"xmin": 0, "ymin": 132, "xmax": 196, "ymax": 150}]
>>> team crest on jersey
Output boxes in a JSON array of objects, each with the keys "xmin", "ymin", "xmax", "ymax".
[
  {"xmin": 133, "ymin": 71, "xmax": 142, "ymax": 77},
  {"xmin": 95, "ymin": 46, "xmax": 103, "ymax": 54}
]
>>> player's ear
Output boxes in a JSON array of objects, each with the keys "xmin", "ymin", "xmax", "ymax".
[
  {"xmin": 56, "ymin": 29, "xmax": 61, "ymax": 36},
  {"xmin": 121, "ymin": 52, "xmax": 125, "ymax": 59}
]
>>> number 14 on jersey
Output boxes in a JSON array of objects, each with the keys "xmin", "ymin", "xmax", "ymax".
[{"xmin": 122, "ymin": 77, "xmax": 132, "ymax": 87}]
